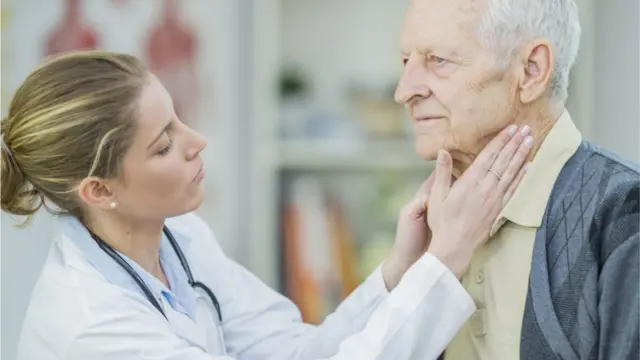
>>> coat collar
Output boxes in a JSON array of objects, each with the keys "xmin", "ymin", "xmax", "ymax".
[{"xmin": 58, "ymin": 215, "xmax": 197, "ymax": 319}]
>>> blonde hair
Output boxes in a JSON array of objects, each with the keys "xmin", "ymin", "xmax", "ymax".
[{"xmin": 1, "ymin": 50, "xmax": 148, "ymax": 224}]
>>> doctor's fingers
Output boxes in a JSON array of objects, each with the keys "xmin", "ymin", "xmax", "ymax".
[
  {"xmin": 403, "ymin": 169, "xmax": 437, "ymax": 219},
  {"xmin": 428, "ymin": 150, "xmax": 454, "ymax": 212},
  {"xmin": 502, "ymin": 162, "xmax": 529, "ymax": 207},
  {"xmin": 462, "ymin": 125, "xmax": 519, "ymax": 181},
  {"xmin": 479, "ymin": 126, "xmax": 533, "ymax": 194},
  {"xmin": 401, "ymin": 192, "xmax": 430, "ymax": 220}
]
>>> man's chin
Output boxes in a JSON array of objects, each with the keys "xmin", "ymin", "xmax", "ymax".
[{"xmin": 414, "ymin": 142, "xmax": 439, "ymax": 161}]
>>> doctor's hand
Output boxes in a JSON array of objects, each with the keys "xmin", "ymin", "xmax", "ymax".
[
  {"xmin": 381, "ymin": 125, "xmax": 531, "ymax": 290},
  {"xmin": 382, "ymin": 173, "xmax": 436, "ymax": 291},
  {"xmin": 427, "ymin": 125, "xmax": 532, "ymax": 279}
]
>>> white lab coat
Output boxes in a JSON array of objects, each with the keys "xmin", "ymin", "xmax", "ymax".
[{"xmin": 16, "ymin": 212, "xmax": 475, "ymax": 360}]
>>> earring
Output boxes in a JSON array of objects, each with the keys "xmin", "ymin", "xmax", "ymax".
[{"xmin": 109, "ymin": 201, "xmax": 117, "ymax": 209}]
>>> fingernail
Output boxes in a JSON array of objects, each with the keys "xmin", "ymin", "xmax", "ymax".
[
  {"xmin": 507, "ymin": 125, "xmax": 517, "ymax": 136},
  {"xmin": 524, "ymin": 136, "xmax": 534, "ymax": 147},
  {"xmin": 438, "ymin": 150, "xmax": 446, "ymax": 163},
  {"xmin": 520, "ymin": 125, "xmax": 531, "ymax": 136}
]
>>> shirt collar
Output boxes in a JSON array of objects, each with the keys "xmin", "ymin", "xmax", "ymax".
[
  {"xmin": 60, "ymin": 216, "xmax": 197, "ymax": 319},
  {"xmin": 490, "ymin": 110, "xmax": 582, "ymax": 235}
]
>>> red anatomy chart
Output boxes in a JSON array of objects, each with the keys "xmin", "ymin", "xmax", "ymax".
[
  {"xmin": 145, "ymin": 0, "xmax": 198, "ymax": 125},
  {"xmin": 46, "ymin": 0, "xmax": 99, "ymax": 55}
]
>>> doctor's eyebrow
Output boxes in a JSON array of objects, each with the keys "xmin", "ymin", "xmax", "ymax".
[{"xmin": 148, "ymin": 122, "xmax": 171, "ymax": 149}]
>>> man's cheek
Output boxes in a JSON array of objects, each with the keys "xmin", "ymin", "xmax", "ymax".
[{"xmin": 464, "ymin": 78, "xmax": 486, "ymax": 95}]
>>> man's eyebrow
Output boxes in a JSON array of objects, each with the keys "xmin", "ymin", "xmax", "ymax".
[{"xmin": 404, "ymin": 46, "xmax": 464, "ymax": 58}]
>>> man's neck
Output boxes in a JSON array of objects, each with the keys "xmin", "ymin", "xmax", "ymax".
[
  {"xmin": 452, "ymin": 102, "xmax": 564, "ymax": 178},
  {"xmin": 86, "ymin": 215, "xmax": 166, "ymax": 281}
]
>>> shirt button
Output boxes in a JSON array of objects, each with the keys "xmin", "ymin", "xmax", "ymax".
[
  {"xmin": 475, "ymin": 270, "xmax": 485, "ymax": 284},
  {"xmin": 471, "ymin": 308, "xmax": 487, "ymax": 337}
]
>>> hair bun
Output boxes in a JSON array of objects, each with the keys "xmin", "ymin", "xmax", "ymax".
[{"xmin": 1, "ymin": 135, "xmax": 43, "ymax": 218}]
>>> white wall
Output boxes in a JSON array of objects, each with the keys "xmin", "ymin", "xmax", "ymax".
[
  {"xmin": 593, "ymin": 0, "xmax": 640, "ymax": 162},
  {"xmin": 1, "ymin": 213, "xmax": 56, "ymax": 360}
]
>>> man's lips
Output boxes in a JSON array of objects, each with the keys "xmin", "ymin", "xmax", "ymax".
[{"xmin": 414, "ymin": 116, "xmax": 444, "ymax": 122}]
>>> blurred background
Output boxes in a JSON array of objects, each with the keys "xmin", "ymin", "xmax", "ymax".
[{"xmin": 0, "ymin": 0, "xmax": 638, "ymax": 358}]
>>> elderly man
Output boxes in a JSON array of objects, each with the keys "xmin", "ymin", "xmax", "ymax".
[{"xmin": 395, "ymin": 0, "xmax": 639, "ymax": 359}]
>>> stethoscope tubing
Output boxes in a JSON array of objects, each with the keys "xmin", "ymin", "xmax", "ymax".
[{"xmin": 89, "ymin": 226, "xmax": 223, "ymax": 322}]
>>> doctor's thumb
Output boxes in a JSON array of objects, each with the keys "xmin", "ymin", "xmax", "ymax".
[{"xmin": 429, "ymin": 150, "xmax": 453, "ymax": 208}]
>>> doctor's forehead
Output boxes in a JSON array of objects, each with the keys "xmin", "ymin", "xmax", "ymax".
[
  {"xmin": 136, "ymin": 75, "xmax": 175, "ymax": 126},
  {"xmin": 401, "ymin": 0, "xmax": 486, "ymax": 51}
]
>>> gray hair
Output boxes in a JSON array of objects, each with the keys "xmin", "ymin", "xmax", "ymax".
[{"xmin": 477, "ymin": 0, "xmax": 581, "ymax": 102}]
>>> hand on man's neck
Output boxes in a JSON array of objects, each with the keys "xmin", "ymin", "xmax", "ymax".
[{"xmin": 452, "ymin": 101, "xmax": 565, "ymax": 178}]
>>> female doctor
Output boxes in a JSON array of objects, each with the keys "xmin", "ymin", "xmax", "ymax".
[{"xmin": 2, "ymin": 51, "xmax": 531, "ymax": 360}]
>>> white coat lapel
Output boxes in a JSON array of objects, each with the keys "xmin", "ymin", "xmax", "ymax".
[
  {"xmin": 194, "ymin": 293, "xmax": 227, "ymax": 356},
  {"xmin": 163, "ymin": 219, "xmax": 226, "ymax": 355},
  {"xmin": 165, "ymin": 305, "xmax": 210, "ymax": 353}
]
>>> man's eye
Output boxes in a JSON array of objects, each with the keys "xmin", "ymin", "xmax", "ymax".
[
  {"xmin": 431, "ymin": 55, "xmax": 447, "ymax": 64},
  {"xmin": 402, "ymin": 57, "xmax": 409, "ymax": 66}
]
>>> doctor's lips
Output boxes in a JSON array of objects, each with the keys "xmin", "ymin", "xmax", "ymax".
[{"xmin": 193, "ymin": 166, "xmax": 205, "ymax": 183}]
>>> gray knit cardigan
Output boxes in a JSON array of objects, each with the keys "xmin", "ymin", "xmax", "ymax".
[{"xmin": 519, "ymin": 141, "xmax": 639, "ymax": 359}]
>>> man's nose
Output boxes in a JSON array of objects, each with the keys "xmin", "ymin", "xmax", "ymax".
[{"xmin": 394, "ymin": 55, "xmax": 431, "ymax": 104}]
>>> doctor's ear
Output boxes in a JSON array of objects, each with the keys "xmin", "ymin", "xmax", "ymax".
[
  {"xmin": 76, "ymin": 177, "xmax": 118, "ymax": 211},
  {"xmin": 517, "ymin": 40, "xmax": 554, "ymax": 104}
]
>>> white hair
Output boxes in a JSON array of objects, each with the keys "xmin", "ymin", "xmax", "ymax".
[{"xmin": 477, "ymin": 0, "xmax": 582, "ymax": 102}]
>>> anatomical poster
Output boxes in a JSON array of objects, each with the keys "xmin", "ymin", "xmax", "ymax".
[
  {"xmin": 45, "ymin": 0, "xmax": 99, "ymax": 56},
  {"xmin": 144, "ymin": 0, "xmax": 198, "ymax": 126}
]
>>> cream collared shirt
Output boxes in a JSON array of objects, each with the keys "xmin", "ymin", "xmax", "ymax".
[{"xmin": 444, "ymin": 111, "xmax": 583, "ymax": 360}]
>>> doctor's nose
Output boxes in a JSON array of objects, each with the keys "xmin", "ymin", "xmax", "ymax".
[{"xmin": 186, "ymin": 129, "xmax": 208, "ymax": 161}]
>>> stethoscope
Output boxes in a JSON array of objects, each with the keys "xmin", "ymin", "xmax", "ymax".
[{"xmin": 88, "ymin": 226, "xmax": 223, "ymax": 323}]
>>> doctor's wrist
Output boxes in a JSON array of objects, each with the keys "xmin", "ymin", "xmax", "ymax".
[
  {"xmin": 381, "ymin": 252, "xmax": 414, "ymax": 291},
  {"xmin": 427, "ymin": 240, "xmax": 473, "ymax": 279}
]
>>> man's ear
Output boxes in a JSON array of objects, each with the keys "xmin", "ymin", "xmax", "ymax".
[
  {"xmin": 518, "ymin": 40, "xmax": 554, "ymax": 104},
  {"xmin": 76, "ymin": 177, "xmax": 117, "ymax": 211}
]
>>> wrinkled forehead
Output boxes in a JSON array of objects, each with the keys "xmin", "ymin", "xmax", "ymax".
[{"xmin": 401, "ymin": 0, "xmax": 487, "ymax": 52}]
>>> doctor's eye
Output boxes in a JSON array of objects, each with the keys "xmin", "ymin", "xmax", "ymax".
[
  {"xmin": 157, "ymin": 136, "xmax": 174, "ymax": 156},
  {"xmin": 401, "ymin": 57, "xmax": 409, "ymax": 66}
]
